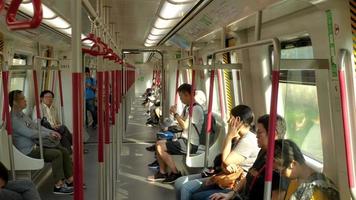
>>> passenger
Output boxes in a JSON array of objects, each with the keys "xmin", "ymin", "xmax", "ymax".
[
  {"xmin": 273, "ymin": 139, "xmax": 340, "ymax": 200},
  {"xmin": 147, "ymin": 83, "xmax": 204, "ymax": 183},
  {"xmin": 32, "ymin": 90, "xmax": 72, "ymax": 153},
  {"xmin": 209, "ymin": 114, "xmax": 288, "ymax": 200},
  {"xmin": 9, "ymin": 90, "xmax": 74, "ymax": 195},
  {"xmin": 85, "ymin": 67, "xmax": 97, "ymax": 129},
  {"xmin": 0, "ymin": 162, "xmax": 41, "ymax": 200},
  {"xmin": 176, "ymin": 105, "xmax": 259, "ymax": 200}
]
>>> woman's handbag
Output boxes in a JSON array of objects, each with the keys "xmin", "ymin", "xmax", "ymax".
[
  {"xmin": 209, "ymin": 167, "xmax": 245, "ymax": 189},
  {"xmin": 34, "ymin": 135, "xmax": 60, "ymax": 148}
]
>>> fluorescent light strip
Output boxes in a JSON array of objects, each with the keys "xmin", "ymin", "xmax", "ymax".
[
  {"xmin": 43, "ymin": 17, "xmax": 71, "ymax": 29},
  {"xmin": 159, "ymin": 1, "xmax": 192, "ymax": 19},
  {"xmin": 20, "ymin": 3, "xmax": 57, "ymax": 19},
  {"xmin": 148, "ymin": 34, "xmax": 163, "ymax": 40},
  {"xmin": 150, "ymin": 27, "xmax": 170, "ymax": 35},
  {"xmin": 154, "ymin": 17, "xmax": 178, "ymax": 29}
]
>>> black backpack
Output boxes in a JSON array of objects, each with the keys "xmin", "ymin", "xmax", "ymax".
[{"xmin": 185, "ymin": 103, "xmax": 217, "ymax": 146}]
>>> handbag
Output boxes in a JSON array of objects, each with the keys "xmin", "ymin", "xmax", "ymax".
[
  {"xmin": 209, "ymin": 167, "xmax": 245, "ymax": 189},
  {"xmin": 34, "ymin": 135, "xmax": 60, "ymax": 148}
]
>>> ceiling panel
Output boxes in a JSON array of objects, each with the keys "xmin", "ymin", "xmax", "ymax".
[{"xmin": 107, "ymin": 0, "xmax": 160, "ymax": 49}]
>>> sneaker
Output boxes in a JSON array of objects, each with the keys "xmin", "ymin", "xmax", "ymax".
[
  {"xmin": 145, "ymin": 145, "xmax": 156, "ymax": 152},
  {"xmin": 65, "ymin": 181, "xmax": 87, "ymax": 189},
  {"xmin": 162, "ymin": 172, "xmax": 182, "ymax": 184},
  {"xmin": 53, "ymin": 186, "xmax": 74, "ymax": 195},
  {"xmin": 147, "ymin": 171, "xmax": 167, "ymax": 182},
  {"xmin": 147, "ymin": 160, "xmax": 159, "ymax": 169}
]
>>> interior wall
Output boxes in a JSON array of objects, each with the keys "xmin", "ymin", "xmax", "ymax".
[{"xmin": 134, "ymin": 63, "xmax": 153, "ymax": 96}]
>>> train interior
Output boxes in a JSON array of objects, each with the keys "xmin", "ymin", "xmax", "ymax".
[{"xmin": 0, "ymin": 0, "xmax": 355, "ymax": 199}]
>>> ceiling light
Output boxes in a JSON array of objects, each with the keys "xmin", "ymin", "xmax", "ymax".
[
  {"xmin": 154, "ymin": 17, "xmax": 178, "ymax": 29},
  {"xmin": 170, "ymin": 0, "xmax": 196, "ymax": 3},
  {"xmin": 19, "ymin": 3, "xmax": 57, "ymax": 19},
  {"xmin": 59, "ymin": 28, "xmax": 71, "ymax": 35},
  {"xmin": 148, "ymin": 34, "xmax": 163, "ymax": 40},
  {"xmin": 145, "ymin": 39, "xmax": 158, "ymax": 43},
  {"xmin": 159, "ymin": 1, "xmax": 192, "ymax": 19},
  {"xmin": 151, "ymin": 27, "xmax": 170, "ymax": 35},
  {"xmin": 43, "ymin": 16, "xmax": 71, "ymax": 29},
  {"xmin": 144, "ymin": 43, "xmax": 155, "ymax": 47}
]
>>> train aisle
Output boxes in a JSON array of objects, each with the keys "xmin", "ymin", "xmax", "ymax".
[
  {"xmin": 37, "ymin": 128, "xmax": 98, "ymax": 199},
  {"xmin": 116, "ymin": 97, "xmax": 175, "ymax": 200}
]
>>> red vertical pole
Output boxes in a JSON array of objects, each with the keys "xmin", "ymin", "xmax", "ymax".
[
  {"xmin": 188, "ymin": 70, "xmax": 196, "ymax": 117},
  {"xmin": 58, "ymin": 71, "xmax": 64, "ymax": 107},
  {"xmin": 2, "ymin": 71, "xmax": 12, "ymax": 135},
  {"xmin": 206, "ymin": 70, "xmax": 215, "ymax": 133},
  {"xmin": 117, "ymin": 71, "xmax": 122, "ymax": 110},
  {"xmin": 339, "ymin": 68, "xmax": 355, "ymax": 190},
  {"xmin": 72, "ymin": 72, "xmax": 84, "ymax": 199},
  {"xmin": 33, "ymin": 71, "xmax": 41, "ymax": 120},
  {"xmin": 97, "ymin": 71, "xmax": 104, "ymax": 163},
  {"xmin": 111, "ymin": 71, "xmax": 116, "ymax": 124},
  {"xmin": 264, "ymin": 70, "xmax": 280, "ymax": 197},
  {"xmin": 174, "ymin": 70, "xmax": 180, "ymax": 105},
  {"xmin": 104, "ymin": 71, "xmax": 110, "ymax": 144}
]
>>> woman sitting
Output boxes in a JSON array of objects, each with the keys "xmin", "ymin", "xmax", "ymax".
[
  {"xmin": 175, "ymin": 105, "xmax": 259, "ymax": 200},
  {"xmin": 32, "ymin": 90, "xmax": 72, "ymax": 153},
  {"xmin": 273, "ymin": 139, "xmax": 340, "ymax": 200}
]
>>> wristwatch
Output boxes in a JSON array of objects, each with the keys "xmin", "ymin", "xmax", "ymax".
[{"xmin": 174, "ymin": 113, "xmax": 179, "ymax": 118}]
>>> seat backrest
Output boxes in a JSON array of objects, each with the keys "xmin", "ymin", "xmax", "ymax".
[{"xmin": 0, "ymin": 126, "xmax": 44, "ymax": 170}]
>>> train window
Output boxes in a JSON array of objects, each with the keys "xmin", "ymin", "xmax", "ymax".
[
  {"xmin": 279, "ymin": 82, "xmax": 323, "ymax": 162},
  {"xmin": 274, "ymin": 37, "xmax": 323, "ymax": 162},
  {"xmin": 10, "ymin": 77, "xmax": 25, "ymax": 91}
]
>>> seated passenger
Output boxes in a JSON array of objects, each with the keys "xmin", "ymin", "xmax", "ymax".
[
  {"xmin": 9, "ymin": 90, "xmax": 73, "ymax": 195},
  {"xmin": 176, "ymin": 105, "xmax": 259, "ymax": 200},
  {"xmin": 0, "ymin": 162, "xmax": 41, "ymax": 200},
  {"xmin": 32, "ymin": 90, "xmax": 72, "ymax": 153},
  {"xmin": 273, "ymin": 139, "xmax": 340, "ymax": 200},
  {"xmin": 209, "ymin": 114, "xmax": 288, "ymax": 200},
  {"xmin": 147, "ymin": 83, "xmax": 204, "ymax": 183}
]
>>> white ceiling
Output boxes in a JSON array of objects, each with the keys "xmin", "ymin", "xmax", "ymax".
[{"xmin": 105, "ymin": 0, "xmax": 161, "ymax": 49}]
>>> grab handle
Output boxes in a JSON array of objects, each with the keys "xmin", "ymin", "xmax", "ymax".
[{"xmin": 6, "ymin": 0, "xmax": 43, "ymax": 30}]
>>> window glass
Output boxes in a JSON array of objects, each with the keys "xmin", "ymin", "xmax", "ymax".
[
  {"xmin": 279, "ymin": 82, "xmax": 323, "ymax": 162},
  {"xmin": 10, "ymin": 77, "xmax": 25, "ymax": 91}
]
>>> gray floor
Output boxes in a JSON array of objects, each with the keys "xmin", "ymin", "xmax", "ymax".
[
  {"xmin": 38, "ymin": 96, "xmax": 175, "ymax": 200},
  {"xmin": 117, "ymin": 97, "xmax": 175, "ymax": 200}
]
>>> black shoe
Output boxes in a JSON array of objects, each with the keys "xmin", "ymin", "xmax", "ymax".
[
  {"xmin": 65, "ymin": 181, "xmax": 87, "ymax": 189},
  {"xmin": 145, "ymin": 145, "xmax": 156, "ymax": 152},
  {"xmin": 53, "ymin": 186, "xmax": 73, "ymax": 195},
  {"xmin": 147, "ymin": 160, "xmax": 159, "ymax": 169},
  {"xmin": 147, "ymin": 171, "xmax": 167, "ymax": 182},
  {"xmin": 162, "ymin": 172, "xmax": 182, "ymax": 184}
]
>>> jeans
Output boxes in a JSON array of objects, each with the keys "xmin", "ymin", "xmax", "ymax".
[
  {"xmin": 1, "ymin": 180, "xmax": 41, "ymax": 200},
  {"xmin": 86, "ymin": 98, "xmax": 97, "ymax": 126},
  {"xmin": 192, "ymin": 186, "xmax": 232, "ymax": 200},
  {"xmin": 175, "ymin": 174, "xmax": 207, "ymax": 200},
  {"xmin": 28, "ymin": 145, "xmax": 72, "ymax": 183}
]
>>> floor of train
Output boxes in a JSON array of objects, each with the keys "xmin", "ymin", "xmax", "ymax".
[{"xmin": 37, "ymin": 96, "xmax": 175, "ymax": 200}]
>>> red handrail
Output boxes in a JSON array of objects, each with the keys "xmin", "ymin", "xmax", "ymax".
[
  {"xmin": 97, "ymin": 71, "xmax": 104, "ymax": 162},
  {"xmin": 58, "ymin": 71, "xmax": 64, "ymax": 107},
  {"xmin": 339, "ymin": 68, "xmax": 356, "ymax": 190},
  {"xmin": 32, "ymin": 70, "xmax": 41, "ymax": 119},
  {"xmin": 82, "ymin": 33, "xmax": 101, "ymax": 56},
  {"xmin": 2, "ymin": 71, "xmax": 13, "ymax": 135},
  {"xmin": 6, "ymin": 0, "xmax": 43, "ymax": 30},
  {"xmin": 111, "ymin": 71, "xmax": 116, "ymax": 124},
  {"xmin": 0, "ymin": 0, "xmax": 5, "ymax": 13},
  {"xmin": 104, "ymin": 72, "xmax": 110, "ymax": 144}
]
